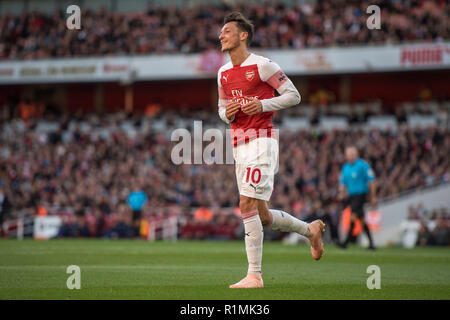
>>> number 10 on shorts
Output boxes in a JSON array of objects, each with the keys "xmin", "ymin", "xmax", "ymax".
[{"xmin": 245, "ymin": 167, "xmax": 261, "ymax": 184}]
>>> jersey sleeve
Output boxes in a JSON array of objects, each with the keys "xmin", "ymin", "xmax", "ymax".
[
  {"xmin": 340, "ymin": 169, "xmax": 347, "ymax": 186},
  {"xmin": 217, "ymin": 69, "xmax": 233, "ymax": 124},
  {"xmin": 364, "ymin": 162, "xmax": 376, "ymax": 182},
  {"xmin": 258, "ymin": 59, "xmax": 301, "ymax": 112}
]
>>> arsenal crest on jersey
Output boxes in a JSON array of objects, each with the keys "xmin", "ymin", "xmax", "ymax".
[{"xmin": 245, "ymin": 70, "xmax": 255, "ymax": 81}]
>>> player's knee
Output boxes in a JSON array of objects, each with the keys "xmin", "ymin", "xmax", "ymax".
[
  {"xmin": 239, "ymin": 196, "xmax": 257, "ymax": 214},
  {"xmin": 259, "ymin": 215, "xmax": 271, "ymax": 226}
]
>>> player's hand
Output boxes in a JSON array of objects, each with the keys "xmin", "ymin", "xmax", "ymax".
[
  {"xmin": 242, "ymin": 97, "xmax": 262, "ymax": 115},
  {"xmin": 370, "ymin": 196, "xmax": 377, "ymax": 207},
  {"xmin": 225, "ymin": 100, "xmax": 241, "ymax": 121}
]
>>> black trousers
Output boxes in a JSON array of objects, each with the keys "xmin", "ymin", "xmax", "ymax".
[
  {"xmin": 346, "ymin": 193, "xmax": 367, "ymax": 218},
  {"xmin": 344, "ymin": 193, "xmax": 374, "ymax": 247}
]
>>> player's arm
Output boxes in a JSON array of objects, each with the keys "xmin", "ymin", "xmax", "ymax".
[
  {"xmin": 368, "ymin": 181, "xmax": 376, "ymax": 206},
  {"xmin": 366, "ymin": 163, "xmax": 377, "ymax": 205},
  {"xmin": 338, "ymin": 170, "xmax": 347, "ymax": 200},
  {"xmin": 261, "ymin": 60, "xmax": 301, "ymax": 112},
  {"xmin": 242, "ymin": 59, "xmax": 301, "ymax": 115},
  {"xmin": 218, "ymin": 97, "xmax": 240, "ymax": 124},
  {"xmin": 217, "ymin": 72, "xmax": 240, "ymax": 124}
]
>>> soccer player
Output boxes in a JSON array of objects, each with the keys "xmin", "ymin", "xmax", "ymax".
[
  {"xmin": 217, "ymin": 12, "xmax": 325, "ymax": 289},
  {"xmin": 338, "ymin": 146, "xmax": 376, "ymax": 250}
]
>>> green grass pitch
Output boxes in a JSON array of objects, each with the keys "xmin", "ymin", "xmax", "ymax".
[{"xmin": 0, "ymin": 239, "xmax": 449, "ymax": 300}]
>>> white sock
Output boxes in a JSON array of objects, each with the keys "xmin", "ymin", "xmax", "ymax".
[
  {"xmin": 269, "ymin": 209, "xmax": 310, "ymax": 237},
  {"xmin": 242, "ymin": 210, "xmax": 263, "ymax": 275}
]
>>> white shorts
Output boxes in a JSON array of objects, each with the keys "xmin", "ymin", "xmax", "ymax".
[{"xmin": 233, "ymin": 137, "xmax": 279, "ymax": 201}]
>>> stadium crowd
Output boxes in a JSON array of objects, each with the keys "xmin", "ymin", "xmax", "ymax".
[
  {"xmin": 0, "ymin": 105, "xmax": 449, "ymax": 244},
  {"xmin": 1, "ymin": 0, "xmax": 449, "ymax": 59},
  {"xmin": 407, "ymin": 202, "xmax": 449, "ymax": 246}
]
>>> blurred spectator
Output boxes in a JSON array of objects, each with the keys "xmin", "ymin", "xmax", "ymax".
[
  {"xmin": 104, "ymin": 203, "xmax": 134, "ymax": 238},
  {"xmin": 0, "ymin": 184, "xmax": 12, "ymax": 237},
  {"xmin": 406, "ymin": 202, "xmax": 450, "ymax": 247},
  {"xmin": 58, "ymin": 213, "xmax": 88, "ymax": 238},
  {"xmin": 417, "ymin": 221, "xmax": 433, "ymax": 246},
  {"xmin": 74, "ymin": 212, "xmax": 90, "ymax": 237},
  {"xmin": 0, "ymin": 1, "xmax": 449, "ymax": 60},
  {"xmin": 18, "ymin": 99, "xmax": 45, "ymax": 122},
  {"xmin": 321, "ymin": 203, "xmax": 340, "ymax": 244},
  {"xmin": 432, "ymin": 217, "xmax": 449, "ymax": 246},
  {"xmin": 212, "ymin": 214, "xmax": 239, "ymax": 240},
  {"xmin": 0, "ymin": 103, "xmax": 449, "ymax": 241},
  {"xmin": 194, "ymin": 219, "xmax": 215, "ymax": 240},
  {"xmin": 194, "ymin": 206, "xmax": 213, "ymax": 222},
  {"xmin": 180, "ymin": 215, "xmax": 196, "ymax": 239}
]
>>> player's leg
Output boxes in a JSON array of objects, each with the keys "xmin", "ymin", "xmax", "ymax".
[
  {"xmin": 250, "ymin": 137, "xmax": 309, "ymax": 236},
  {"xmin": 361, "ymin": 219, "xmax": 376, "ymax": 250},
  {"xmin": 239, "ymin": 195, "xmax": 263, "ymax": 277},
  {"xmin": 132, "ymin": 210, "xmax": 141, "ymax": 237},
  {"xmin": 257, "ymin": 200, "xmax": 325, "ymax": 260},
  {"xmin": 229, "ymin": 141, "xmax": 263, "ymax": 289},
  {"xmin": 229, "ymin": 194, "xmax": 264, "ymax": 288},
  {"xmin": 355, "ymin": 194, "xmax": 376, "ymax": 249},
  {"xmin": 246, "ymin": 137, "xmax": 324, "ymax": 259},
  {"xmin": 340, "ymin": 194, "xmax": 366, "ymax": 248},
  {"xmin": 257, "ymin": 200, "xmax": 309, "ymax": 234},
  {"xmin": 340, "ymin": 211, "xmax": 358, "ymax": 248}
]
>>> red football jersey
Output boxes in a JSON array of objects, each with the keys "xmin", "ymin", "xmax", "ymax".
[{"xmin": 218, "ymin": 53, "xmax": 288, "ymax": 146}]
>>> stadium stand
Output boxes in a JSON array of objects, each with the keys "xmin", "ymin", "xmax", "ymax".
[
  {"xmin": 400, "ymin": 202, "xmax": 449, "ymax": 247},
  {"xmin": 0, "ymin": 103, "xmax": 449, "ymax": 243},
  {"xmin": 1, "ymin": 0, "xmax": 449, "ymax": 59},
  {"xmin": 0, "ymin": 0, "xmax": 448, "ymax": 246}
]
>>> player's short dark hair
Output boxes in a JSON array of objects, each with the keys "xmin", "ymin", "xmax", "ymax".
[{"xmin": 223, "ymin": 12, "xmax": 254, "ymax": 46}]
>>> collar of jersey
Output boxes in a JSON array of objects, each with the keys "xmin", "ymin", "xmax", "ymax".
[{"xmin": 233, "ymin": 53, "xmax": 253, "ymax": 68}]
